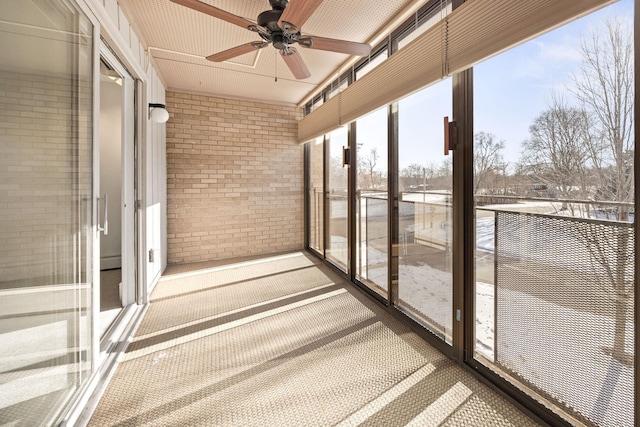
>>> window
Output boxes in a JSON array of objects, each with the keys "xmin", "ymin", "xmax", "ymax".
[
  {"xmin": 397, "ymin": 78, "xmax": 453, "ymax": 342},
  {"xmin": 355, "ymin": 107, "xmax": 389, "ymax": 295},
  {"xmin": 326, "ymin": 127, "xmax": 349, "ymax": 270},
  {"xmin": 396, "ymin": 1, "xmax": 450, "ymax": 50},
  {"xmin": 355, "ymin": 48, "xmax": 388, "ymax": 80},
  {"xmin": 473, "ymin": 1, "xmax": 634, "ymax": 424}
]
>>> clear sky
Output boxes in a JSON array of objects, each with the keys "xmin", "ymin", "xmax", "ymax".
[
  {"xmin": 475, "ymin": 0, "xmax": 633, "ymax": 165},
  {"xmin": 354, "ymin": 0, "xmax": 633, "ymax": 171}
]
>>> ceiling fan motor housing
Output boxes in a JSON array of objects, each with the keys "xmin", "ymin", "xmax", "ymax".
[
  {"xmin": 257, "ymin": 9, "xmax": 284, "ymax": 32},
  {"xmin": 268, "ymin": 0, "xmax": 288, "ymax": 10}
]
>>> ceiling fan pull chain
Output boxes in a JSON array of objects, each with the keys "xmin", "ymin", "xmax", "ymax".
[{"xmin": 274, "ymin": 49, "xmax": 278, "ymax": 82}]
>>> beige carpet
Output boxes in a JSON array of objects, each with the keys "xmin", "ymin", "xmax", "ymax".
[{"xmin": 89, "ymin": 252, "xmax": 542, "ymax": 426}]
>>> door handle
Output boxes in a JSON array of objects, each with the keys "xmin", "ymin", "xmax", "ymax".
[
  {"xmin": 444, "ymin": 116, "xmax": 456, "ymax": 155},
  {"xmin": 98, "ymin": 193, "xmax": 109, "ymax": 235}
]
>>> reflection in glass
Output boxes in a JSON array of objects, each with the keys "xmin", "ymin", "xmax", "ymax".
[
  {"xmin": 326, "ymin": 127, "xmax": 349, "ymax": 270},
  {"xmin": 397, "ymin": 79, "xmax": 453, "ymax": 343},
  {"xmin": 0, "ymin": 1, "xmax": 94, "ymax": 424}
]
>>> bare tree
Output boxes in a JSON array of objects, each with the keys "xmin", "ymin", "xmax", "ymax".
[
  {"xmin": 474, "ymin": 132, "xmax": 506, "ymax": 193},
  {"xmin": 359, "ymin": 147, "xmax": 379, "ymax": 189},
  {"xmin": 574, "ymin": 17, "xmax": 634, "ymax": 213},
  {"xmin": 401, "ymin": 163, "xmax": 427, "ymax": 180},
  {"xmin": 520, "ymin": 95, "xmax": 593, "ymax": 205},
  {"xmin": 434, "ymin": 157, "xmax": 453, "ymax": 191},
  {"xmin": 401, "ymin": 162, "xmax": 436, "ymax": 189},
  {"xmin": 571, "ymin": 17, "xmax": 634, "ymax": 364}
]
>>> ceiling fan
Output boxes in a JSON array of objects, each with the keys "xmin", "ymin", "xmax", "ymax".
[{"xmin": 170, "ymin": 0, "xmax": 372, "ymax": 79}]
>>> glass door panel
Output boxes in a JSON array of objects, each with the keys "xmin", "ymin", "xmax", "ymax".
[
  {"xmin": 397, "ymin": 79, "xmax": 453, "ymax": 343},
  {"xmin": 308, "ymin": 138, "xmax": 324, "ymax": 254},
  {"xmin": 326, "ymin": 127, "xmax": 349, "ymax": 270},
  {"xmin": 98, "ymin": 49, "xmax": 136, "ymax": 337},
  {"xmin": 0, "ymin": 1, "xmax": 95, "ymax": 424},
  {"xmin": 355, "ymin": 107, "xmax": 389, "ymax": 296}
]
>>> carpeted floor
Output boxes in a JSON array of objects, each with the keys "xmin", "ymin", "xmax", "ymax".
[
  {"xmin": 100, "ymin": 268, "xmax": 121, "ymax": 311},
  {"xmin": 88, "ymin": 252, "xmax": 542, "ymax": 426}
]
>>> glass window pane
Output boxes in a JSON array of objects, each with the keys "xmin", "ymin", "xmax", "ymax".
[
  {"xmin": 473, "ymin": 1, "xmax": 634, "ymax": 424},
  {"xmin": 326, "ymin": 127, "xmax": 349, "ymax": 270},
  {"xmin": 356, "ymin": 49, "xmax": 388, "ymax": 81},
  {"xmin": 327, "ymin": 78, "xmax": 348, "ymax": 100},
  {"xmin": 310, "ymin": 96, "xmax": 323, "ymax": 113},
  {"xmin": 309, "ymin": 138, "xmax": 324, "ymax": 253},
  {"xmin": 398, "ymin": 78, "xmax": 453, "ymax": 343},
  {"xmin": 355, "ymin": 107, "xmax": 388, "ymax": 295},
  {"xmin": 397, "ymin": 2, "xmax": 451, "ymax": 50}
]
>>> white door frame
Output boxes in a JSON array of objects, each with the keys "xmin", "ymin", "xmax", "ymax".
[{"xmin": 99, "ymin": 44, "xmax": 136, "ymax": 308}]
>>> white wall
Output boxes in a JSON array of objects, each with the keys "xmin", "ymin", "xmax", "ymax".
[
  {"xmin": 146, "ymin": 66, "xmax": 167, "ymax": 289},
  {"xmin": 87, "ymin": 0, "xmax": 168, "ymax": 294},
  {"xmin": 99, "ymin": 79, "xmax": 123, "ymax": 270}
]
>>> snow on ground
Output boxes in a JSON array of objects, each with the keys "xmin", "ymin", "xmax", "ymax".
[
  {"xmin": 362, "ymin": 243, "xmax": 494, "ymax": 356},
  {"xmin": 475, "ymin": 216, "xmax": 495, "ymax": 252},
  {"xmin": 397, "ymin": 262, "xmax": 452, "ymax": 340},
  {"xmin": 475, "ymin": 282, "xmax": 495, "ymax": 359},
  {"xmin": 401, "ymin": 192, "xmax": 451, "ymax": 204}
]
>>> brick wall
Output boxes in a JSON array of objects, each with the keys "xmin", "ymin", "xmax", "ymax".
[
  {"xmin": 166, "ymin": 92, "xmax": 303, "ymax": 264},
  {"xmin": 0, "ymin": 70, "xmax": 92, "ymax": 283}
]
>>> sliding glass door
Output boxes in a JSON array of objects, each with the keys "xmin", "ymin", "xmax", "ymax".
[
  {"xmin": 326, "ymin": 127, "xmax": 349, "ymax": 271},
  {"xmin": 355, "ymin": 107, "xmax": 389, "ymax": 296},
  {"xmin": 397, "ymin": 79, "xmax": 454, "ymax": 344},
  {"xmin": 0, "ymin": 1, "xmax": 96, "ymax": 424}
]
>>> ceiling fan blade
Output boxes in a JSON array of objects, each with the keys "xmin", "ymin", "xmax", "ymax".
[
  {"xmin": 206, "ymin": 42, "xmax": 265, "ymax": 62},
  {"xmin": 280, "ymin": 49, "xmax": 311, "ymax": 80},
  {"xmin": 301, "ymin": 35, "xmax": 371, "ymax": 56},
  {"xmin": 278, "ymin": 0, "xmax": 323, "ymax": 33},
  {"xmin": 171, "ymin": 0, "xmax": 254, "ymax": 30}
]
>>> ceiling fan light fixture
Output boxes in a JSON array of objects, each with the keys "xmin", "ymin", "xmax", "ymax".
[{"xmin": 272, "ymin": 33, "xmax": 287, "ymax": 50}]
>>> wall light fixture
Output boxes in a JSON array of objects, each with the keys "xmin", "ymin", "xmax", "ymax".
[{"xmin": 149, "ymin": 103, "xmax": 169, "ymax": 123}]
